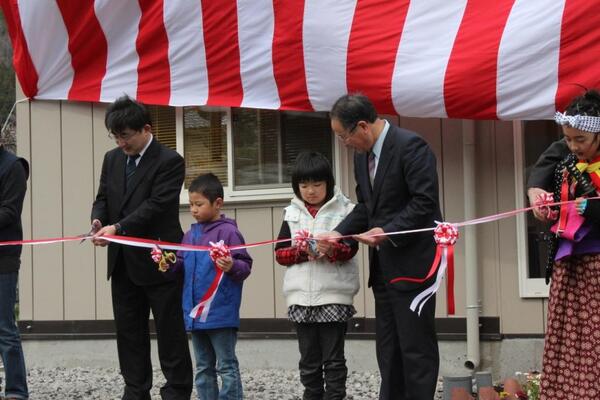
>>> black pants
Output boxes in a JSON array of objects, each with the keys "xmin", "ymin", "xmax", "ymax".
[
  {"xmin": 111, "ymin": 262, "xmax": 193, "ymax": 400},
  {"xmin": 295, "ymin": 321, "xmax": 348, "ymax": 400},
  {"xmin": 373, "ymin": 284, "xmax": 439, "ymax": 400}
]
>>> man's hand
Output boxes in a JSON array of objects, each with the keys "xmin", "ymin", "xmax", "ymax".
[
  {"xmin": 90, "ymin": 219, "xmax": 102, "ymax": 234},
  {"xmin": 315, "ymin": 231, "xmax": 342, "ymax": 255},
  {"xmin": 353, "ymin": 227, "xmax": 386, "ymax": 247},
  {"xmin": 215, "ymin": 256, "xmax": 233, "ymax": 273},
  {"xmin": 527, "ymin": 187, "xmax": 553, "ymax": 222},
  {"xmin": 92, "ymin": 224, "xmax": 117, "ymax": 247}
]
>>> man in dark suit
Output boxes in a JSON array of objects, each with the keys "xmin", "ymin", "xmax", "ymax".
[
  {"xmin": 0, "ymin": 140, "xmax": 29, "ymax": 400},
  {"xmin": 318, "ymin": 94, "xmax": 441, "ymax": 400},
  {"xmin": 91, "ymin": 96, "xmax": 192, "ymax": 400}
]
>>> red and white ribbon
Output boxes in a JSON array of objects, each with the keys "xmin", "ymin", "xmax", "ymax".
[
  {"xmin": 410, "ymin": 222, "xmax": 457, "ymax": 315},
  {"xmin": 3, "ymin": 196, "xmax": 600, "ymax": 318},
  {"xmin": 388, "ymin": 222, "xmax": 458, "ymax": 315},
  {"xmin": 189, "ymin": 240, "xmax": 231, "ymax": 321}
]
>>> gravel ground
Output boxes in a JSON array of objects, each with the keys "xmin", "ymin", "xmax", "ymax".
[{"xmin": 20, "ymin": 367, "xmax": 444, "ymax": 399}]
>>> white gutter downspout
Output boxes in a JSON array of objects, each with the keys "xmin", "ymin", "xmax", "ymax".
[{"xmin": 462, "ymin": 120, "xmax": 480, "ymax": 370}]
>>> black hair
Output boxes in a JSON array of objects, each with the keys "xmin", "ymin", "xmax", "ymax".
[
  {"xmin": 104, "ymin": 95, "xmax": 152, "ymax": 134},
  {"xmin": 188, "ymin": 173, "xmax": 224, "ymax": 203},
  {"xmin": 330, "ymin": 93, "xmax": 378, "ymax": 131},
  {"xmin": 291, "ymin": 152, "xmax": 335, "ymax": 202},
  {"xmin": 565, "ymin": 89, "xmax": 600, "ymax": 117}
]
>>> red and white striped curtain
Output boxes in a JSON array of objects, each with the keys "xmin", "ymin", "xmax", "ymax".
[{"xmin": 1, "ymin": 0, "xmax": 599, "ymax": 120}]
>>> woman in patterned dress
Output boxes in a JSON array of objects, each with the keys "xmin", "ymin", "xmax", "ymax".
[{"xmin": 541, "ymin": 89, "xmax": 600, "ymax": 399}]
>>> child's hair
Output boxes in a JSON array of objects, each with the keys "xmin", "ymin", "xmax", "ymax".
[
  {"xmin": 565, "ymin": 89, "xmax": 600, "ymax": 117},
  {"xmin": 188, "ymin": 173, "xmax": 224, "ymax": 203},
  {"xmin": 291, "ymin": 152, "xmax": 335, "ymax": 202},
  {"xmin": 105, "ymin": 95, "xmax": 152, "ymax": 134}
]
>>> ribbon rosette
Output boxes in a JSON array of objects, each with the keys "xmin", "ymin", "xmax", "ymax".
[
  {"xmin": 189, "ymin": 240, "xmax": 231, "ymax": 321},
  {"xmin": 293, "ymin": 229, "xmax": 312, "ymax": 253},
  {"xmin": 208, "ymin": 240, "xmax": 231, "ymax": 263},
  {"xmin": 151, "ymin": 245, "xmax": 176, "ymax": 272},
  {"xmin": 534, "ymin": 192, "xmax": 558, "ymax": 221},
  {"xmin": 390, "ymin": 222, "xmax": 458, "ymax": 316}
]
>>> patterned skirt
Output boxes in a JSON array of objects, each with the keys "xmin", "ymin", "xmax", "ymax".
[{"xmin": 541, "ymin": 253, "xmax": 600, "ymax": 400}]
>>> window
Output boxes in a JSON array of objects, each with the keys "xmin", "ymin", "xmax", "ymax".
[
  {"xmin": 514, "ymin": 120, "xmax": 562, "ymax": 297},
  {"xmin": 183, "ymin": 108, "xmax": 228, "ymax": 188},
  {"xmin": 147, "ymin": 105, "xmax": 335, "ymax": 201}
]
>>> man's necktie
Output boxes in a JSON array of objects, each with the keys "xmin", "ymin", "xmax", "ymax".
[
  {"xmin": 125, "ymin": 154, "xmax": 140, "ymax": 190},
  {"xmin": 368, "ymin": 151, "xmax": 376, "ymax": 187}
]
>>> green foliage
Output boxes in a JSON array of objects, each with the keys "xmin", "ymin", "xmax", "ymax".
[
  {"xmin": 0, "ymin": 62, "xmax": 15, "ymax": 120},
  {"xmin": 0, "ymin": 11, "xmax": 15, "ymax": 143}
]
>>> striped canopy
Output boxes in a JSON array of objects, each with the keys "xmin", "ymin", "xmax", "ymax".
[{"xmin": 1, "ymin": 0, "xmax": 599, "ymax": 120}]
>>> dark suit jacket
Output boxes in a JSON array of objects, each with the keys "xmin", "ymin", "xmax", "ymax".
[
  {"xmin": 336, "ymin": 124, "xmax": 442, "ymax": 291},
  {"xmin": 526, "ymin": 139, "xmax": 569, "ymax": 191},
  {"xmin": 91, "ymin": 138, "xmax": 185, "ymax": 285}
]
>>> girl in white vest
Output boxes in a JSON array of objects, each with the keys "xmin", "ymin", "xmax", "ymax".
[{"xmin": 275, "ymin": 151, "xmax": 360, "ymax": 400}]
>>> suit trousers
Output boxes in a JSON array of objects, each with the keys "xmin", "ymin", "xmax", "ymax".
[
  {"xmin": 295, "ymin": 321, "xmax": 348, "ymax": 400},
  {"xmin": 373, "ymin": 284, "xmax": 439, "ymax": 400},
  {"xmin": 111, "ymin": 259, "xmax": 193, "ymax": 400}
]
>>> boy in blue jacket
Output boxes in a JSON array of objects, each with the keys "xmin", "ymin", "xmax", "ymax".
[{"xmin": 176, "ymin": 173, "xmax": 252, "ymax": 400}]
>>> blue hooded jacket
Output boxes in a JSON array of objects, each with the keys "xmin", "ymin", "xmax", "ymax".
[{"xmin": 178, "ymin": 216, "xmax": 252, "ymax": 331}]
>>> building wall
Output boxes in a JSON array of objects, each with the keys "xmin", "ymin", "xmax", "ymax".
[{"xmin": 14, "ymin": 94, "xmax": 547, "ymax": 335}]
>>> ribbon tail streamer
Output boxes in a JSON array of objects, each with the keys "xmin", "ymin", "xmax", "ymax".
[
  {"xmin": 409, "ymin": 245, "xmax": 454, "ymax": 315},
  {"xmin": 446, "ymin": 245, "xmax": 455, "ymax": 315},
  {"xmin": 410, "ymin": 247, "xmax": 446, "ymax": 314},
  {"xmin": 189, "ymin": 269, "xmax": 225, "ymax": 321}
]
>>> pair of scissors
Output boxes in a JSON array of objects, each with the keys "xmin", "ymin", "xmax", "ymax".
[{"xmin": 79, "ymin": 220, "xmax": 101, "ymax": 244}]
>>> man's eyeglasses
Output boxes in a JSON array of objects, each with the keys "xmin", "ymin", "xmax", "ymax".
[
  {"xmin": 335, "ymin": 122, "xmax": 358, "ymax": 142},
  {"xmin": 108, "ymin": 131, "xmax": 138, "ymax": 141}
]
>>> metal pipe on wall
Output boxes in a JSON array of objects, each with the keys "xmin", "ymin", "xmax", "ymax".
[{"xmin": 462, "ymin": 120, "xmax": 480, "ymax": 370}]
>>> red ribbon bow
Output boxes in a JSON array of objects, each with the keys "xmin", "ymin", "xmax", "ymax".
[
  {"xmin": 434, "ymin": 222, "xmax": 459, "ymax": 246},
  {"xmin": 434, "ymin": 223, "xmax": 458, "ymax": 315},
  {"xmin": 208, "ymin": 240, "xmax": 231, "ymax": 263},
  {"xmin": 391, "ymin": 222, "xmax": 458, "ymax": 315},
  {"xmin": 293, "ymin": 229, "xmax": 312, "ymax": 253},
  {"xmin": 534, "ymin": 192, "xmax": 558, "ymax": 221}
]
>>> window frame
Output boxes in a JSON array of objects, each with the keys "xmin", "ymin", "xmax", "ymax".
[
  {"xmin": 513, "ymin": 120, "xmax": 550, "ymax": 298},
  {"xmin": 175, "ymin": 106, "xmax": 342, "ymax": 204}
]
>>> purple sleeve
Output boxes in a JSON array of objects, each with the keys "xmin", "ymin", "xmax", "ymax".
[{"xmin": 223, "ymin": 230, "xmax": 253, "ymax": 282}]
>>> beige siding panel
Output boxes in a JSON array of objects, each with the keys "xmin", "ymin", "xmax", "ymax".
[
  {"xmin": 353, "ymin": 245, "xmax": 367, "ymax": 318},
  {"xmin": 361, "ymin": 245, "xmax": 375, "ymax": 318},
  {"xmin": 237, "ymin": 208, "xmax": 275, "ymax": 318},
  {"xmin": 495, "ymin": 125, "xmax": 545, "ymax": 334},
  {"xmin": 15, "ymin": 87, "xmax": 33, "ymax": 320},
  {"xmin": 62, "ymin": 102, "xmax": 96, "ymax": 319},
  {"xmin": 91, "ymin": 103, "xmax": 114, "ymax": 319},
  {"xmin": 440, "ymin": 119, "xmax": 465, "ymax": 316},
  {"xmin": 474, "ymin": 121, "xmax": 500, "ymax": 316},
  {"xmin": 179, "ymin": 208, "xmax": 196, "ymax": 231},
  {"xmin": 272, "ymin": 206, "xmax": 287, "ymax": 318},
  {"xmin": 30, "ymin": 101, "xmax": 63, "ymax": 320}
]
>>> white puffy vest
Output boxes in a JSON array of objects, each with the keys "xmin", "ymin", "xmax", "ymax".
[{"xmin": 282, "ymin": 189, "xmax": 360, "ymax": 307}]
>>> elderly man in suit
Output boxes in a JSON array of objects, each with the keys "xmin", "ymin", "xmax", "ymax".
[
  {"xmin": 91, "ymin": 96, "xmax": 192, "ymax": 400},
  {"xmin": 318, "ymin": 94, "xmax": 442, "ymax": 400}
]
